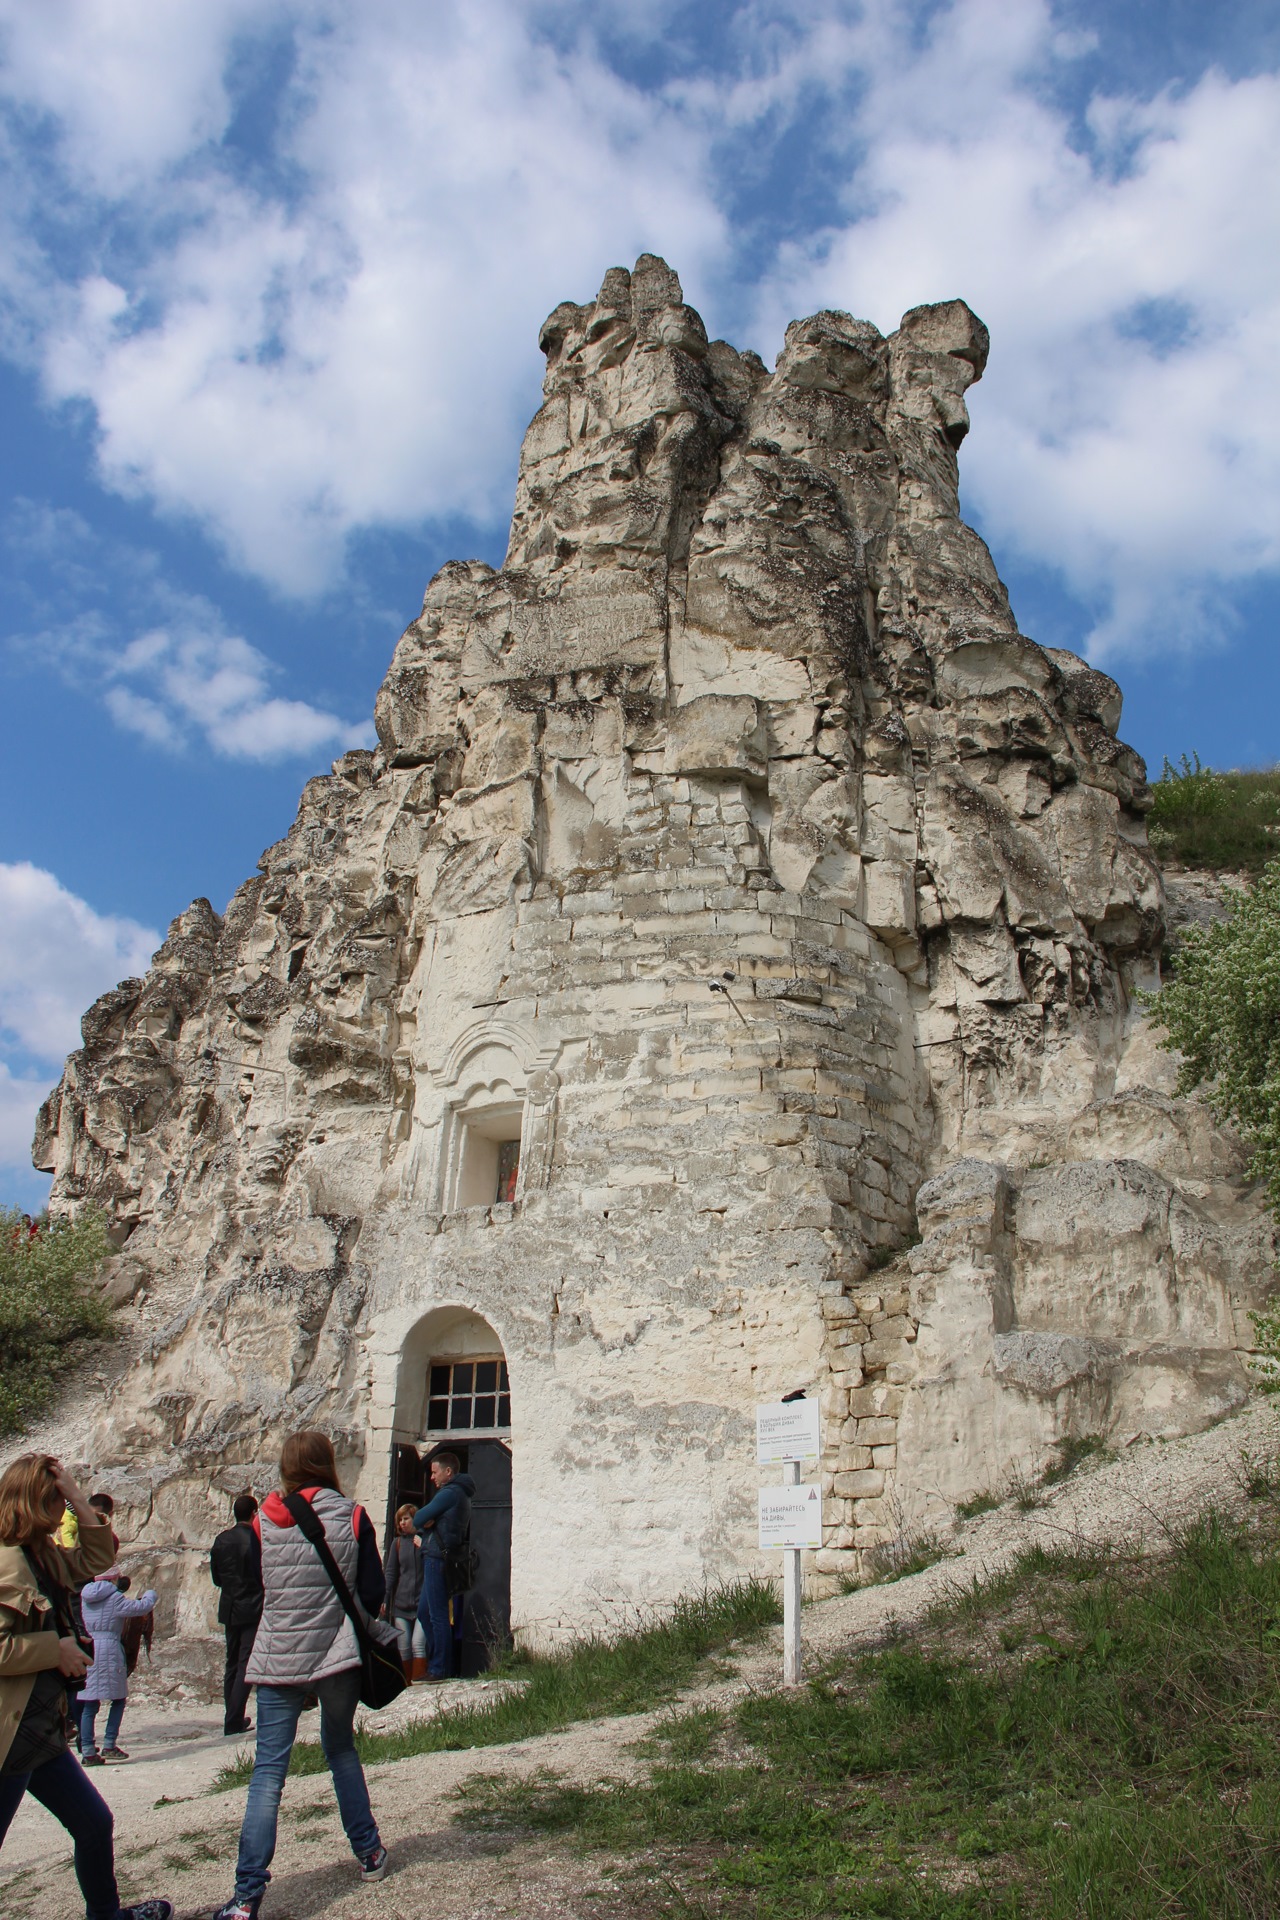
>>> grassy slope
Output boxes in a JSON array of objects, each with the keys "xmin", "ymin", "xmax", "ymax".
[
  {"xmin": 216, "ymin": 1579, "xmax": 780, "ymax": 1789},
  {"xmin": 458, "ymin": 1506, "xmax": 1280, "ymax": 1919},
  {"xmin": 1148, "ymin": 757, "xmax": 1280, "ymax": 873}
]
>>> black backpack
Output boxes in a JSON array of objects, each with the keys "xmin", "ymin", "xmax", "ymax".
[{"xmin": 444, "ymin": 1531, "xmax": 479, "ymax": 1597}]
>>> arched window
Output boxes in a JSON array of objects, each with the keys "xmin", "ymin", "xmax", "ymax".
[
  {"xmin": 412, "ymin": 1018, "xmax": 562, "ymax": 1217},
  {"xmin": 441, "ymin": 1044, "xmax": 526, "ymax": 1211}
]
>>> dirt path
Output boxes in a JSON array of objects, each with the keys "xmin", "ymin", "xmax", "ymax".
[{"xmin": 7, "ymin": 1400, "xmax": 1274, "ymax": 1919}]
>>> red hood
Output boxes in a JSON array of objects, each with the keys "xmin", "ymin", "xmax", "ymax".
[
  {"xmin": 260, "ymin": 1488, "xmax": 319, "ymax": 1528},
  {"xmin": 256, "ymin": 1487, "xmax": 364, "ymax": 1543}
]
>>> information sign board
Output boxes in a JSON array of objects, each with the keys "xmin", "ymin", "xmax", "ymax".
[
  {"xmin": 758, "ymin": 1484, "xmax": 823, "ymax": 1551},
  {"xmin": 756, "ymin": 1399, "xmax": 821, "ymax": 1464}
]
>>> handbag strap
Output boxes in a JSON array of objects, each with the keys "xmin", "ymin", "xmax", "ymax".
[{"xmin": 281, "ymin": 1493, "xmax": 372, "ymax": 1652}]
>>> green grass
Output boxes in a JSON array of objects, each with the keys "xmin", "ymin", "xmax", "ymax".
[
  {"xmin": 1008, "ymin": 1466, "xmax": 1043, "ymax": 1512},
  {"xmin": 837, "ymin": 1532, "xmax": 954, "ymax": 1597},
  {"xmin": 1039, "ymin": 1433, "xmax": 1114, "ymax": 1487},
  {"xmin": 864, "ymin": 1230, "xmax": 922, "ymax": 1276},
  {"xmin": 955, "ymin": 1490, "xmax": 1001, "ymax": 1521},
  {"xmin": 955, "ymin": 1435, "xmax": 1113, "ymax": 1523},
  {"xmin": 456, "ymin": 1510, "xmax": 1280, "ymax": 1918},
  {"xmin": 161, "ymin": 1834, "xmax": 224, "ymax": 1873},
  {"xmin": 1148, "ymin": 754, "xmax": 1280, "ymax": 872},
  {"xmin": 288, "ymin": 1800, "xmax": 332, "ymax": 1823},
  {"xmin": 1236, "ymin": 1430, "xmax": 1280, "ymax": 1501},
  {"xmin": 214, "ymin": 1579, "xmax": 779, "ymax": 1790},
  {"xmin": 866, "ymin": 1532, "xmax": 954, "ymax": 1586}
]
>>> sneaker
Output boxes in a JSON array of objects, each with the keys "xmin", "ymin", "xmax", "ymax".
[
  {"xmin": 119, "ymin": 1905, "xmax": 174, "ymax": 1920},
  {"xmin": 102, "ymin": 1745, "xmax": 130, "ymax": 1762},
  {"xmin": 360, "ymin": 1843, "xmax": 389, "ymax": 1882},
  {"xmin": 81, "ymin": 1752, "xmax": 104, "ymax": 1767},
  {"xmin": 212, "ymin": 1901, "xmax": 259, "ymax": 1920}
]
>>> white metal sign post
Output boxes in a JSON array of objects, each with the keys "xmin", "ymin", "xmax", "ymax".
[{"xmin": 756, "ymin": 1400, "xmax": 822, "ymax": 1687}]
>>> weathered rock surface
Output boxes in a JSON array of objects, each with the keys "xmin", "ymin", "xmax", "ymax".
[{"xmin": 26, "ymin": 256, "xmax": 1277, "ymax": 1635}]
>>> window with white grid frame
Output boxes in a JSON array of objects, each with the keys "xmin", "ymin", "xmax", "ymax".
[{"xmin": 426, "ymin": 1357, "xmax": 511, "ymax": 1434}]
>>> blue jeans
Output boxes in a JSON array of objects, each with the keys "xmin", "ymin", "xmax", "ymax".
[
  {"xmin": 417, "ymin": 1554, "xmax": 452, "ymax": 1678},
  {"xmin": 234, "ymin": 1666, "xmax": 380, "ymax": 1902},
  {"xmin": 0, "ymin": 1747, "xmax": 121, "ymax": 1918},
  {"xmin": 79, "ymin": 1698, "xmax": 126, "ymax": 1756}
]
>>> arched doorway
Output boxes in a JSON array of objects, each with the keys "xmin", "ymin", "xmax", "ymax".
[{"xmin": 389, "ymin": 1305, "xmax": 512, "ymax": 1675}]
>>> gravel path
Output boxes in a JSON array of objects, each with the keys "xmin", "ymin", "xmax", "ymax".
[{"xmin": 6, "ymin": 1399, "xmax": 1273, "ymax": 1919}]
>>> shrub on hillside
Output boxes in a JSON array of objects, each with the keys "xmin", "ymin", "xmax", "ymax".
[
  {"xmin": 0, "ymin": 1207, "xmax": 113, "ymax": 1436},
  {"xmin": 1152, "ymin": 863, "xmax": 1280, "ymax": 1219},
  {"xmin": 1148, "ymin": 752, "xmax": 1280, "ymax": 871}
]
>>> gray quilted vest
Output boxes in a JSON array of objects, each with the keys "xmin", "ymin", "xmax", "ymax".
[{"xmin": 244, "ymin": 1486, "xmax": 365, "ymax": 1687}]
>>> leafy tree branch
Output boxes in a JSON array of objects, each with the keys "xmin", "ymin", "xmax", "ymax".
[{"xmin": 0, "ymin": 1206, "xmax": 113, "ymax": 1436}]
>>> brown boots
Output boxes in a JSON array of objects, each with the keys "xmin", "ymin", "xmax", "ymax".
[{"xmin": 410, "ymin": 1657, "xmax": 429, "ymax": 1683}]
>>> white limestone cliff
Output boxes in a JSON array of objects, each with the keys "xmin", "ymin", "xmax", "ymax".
[{"xmin": 26, "ymin": 256, "xmax": 1277, "ymax": 1641}]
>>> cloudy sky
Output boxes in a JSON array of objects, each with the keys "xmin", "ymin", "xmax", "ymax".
[{"xmin": 2, "ymin": 0, "xmax": 1278, "ymax": 1207}]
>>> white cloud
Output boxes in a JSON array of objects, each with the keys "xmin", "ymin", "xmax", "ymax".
[
  {"xmin": 4, "ymin": 503, "xmax": 373, "ymax": 761},
  {"xmin": 105, "ymin": 619, "xmax": 374, "ymax": 760},
  {"xmin": 0, "ymin": 861, "xmax": 160, "ymax": 1180},
  {"xmin": 0, "ymin": 1062, "xmax": 55, "ymax": 1174},
  {"xmin": 748, "ymin": 1, "xmax": 1280, "ymax": 656},
  {"xmin": 0, "ymin": 862, "xmax": 159, "ymax": 1060},
  {"xmin": 0, "ymin": 0, "xmax": 1277, "ymax": 657},
  {"xmin": 2, "ymin": 0, "xmax": 727, "ymax": 592},
  {"xmin": 0, "ymin": 0, "xmax": 264, "ymax": 193}
]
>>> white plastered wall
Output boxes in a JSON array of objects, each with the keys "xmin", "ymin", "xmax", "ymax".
[{"xmin": 353, "ymin": 1210, "xmax": 836, "ymax": 1647}]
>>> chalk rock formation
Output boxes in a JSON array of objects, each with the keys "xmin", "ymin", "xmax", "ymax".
[{"xmin": 31, "ymin": 256, "xmax": 1276, "ymax": 1636}]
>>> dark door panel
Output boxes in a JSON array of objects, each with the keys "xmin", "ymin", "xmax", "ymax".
[
  {"xmin": 461, "ymin": 1438, "xmax": 512, "ymax": 1675},
  {"xmin": 388, "ymin": 1436, "xmax": 512, "ymax": 1675}
]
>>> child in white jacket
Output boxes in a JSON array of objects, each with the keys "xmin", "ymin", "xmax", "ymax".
[{"xmin": 79, "ymin": 1569, "xmax": 157, "ymax": 1764}]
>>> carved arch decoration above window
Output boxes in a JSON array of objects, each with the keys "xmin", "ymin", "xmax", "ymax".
[{"xmin": 417, "ymin": 1016, "xmax": 563, "ymax": 1216}]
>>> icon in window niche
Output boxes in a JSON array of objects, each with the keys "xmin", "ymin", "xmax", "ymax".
[
  {"xmin": 495, "ymin": 1138, "xmax": 520, "ymax": 1204},
  {"xmin": 426, "ymin": 1358, "xmax": 512, "ymax": 1433}
]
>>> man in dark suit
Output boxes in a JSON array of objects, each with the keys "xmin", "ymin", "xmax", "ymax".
[{"xmin": 210, "ymin": 1492, "xmax": 263, "ymax": 1736}]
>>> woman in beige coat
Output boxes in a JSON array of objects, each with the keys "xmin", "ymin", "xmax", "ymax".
[{"xmin": 0, "ymin": 1453, "xmax": 172, "ymax": 1920}]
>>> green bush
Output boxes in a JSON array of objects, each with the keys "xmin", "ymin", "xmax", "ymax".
[
  {"xmin": 1150, "ymin": 863, "xmax": 1280, "ymax": 1214},
  {"xmin": 0, "ymin": 1207, "xmax": 113, "ymax": 1436},
  {"xmin": 1148, "ymin": 753, "xmax": 1280, "ymax": 871}
]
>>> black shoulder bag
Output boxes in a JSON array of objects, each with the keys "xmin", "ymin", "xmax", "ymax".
[
  {"xmin": 282, "ymin": 1495, "xmax": 407, "ymax": 1710},
  {"xmin": 444, "ymin": 1529, "xmax": 480, "ymax": 1599}
]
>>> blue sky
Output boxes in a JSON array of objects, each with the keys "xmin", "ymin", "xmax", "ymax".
[{"xmin": 2, "ymin": 0, "xmax": 1279, "ymax": 1207}]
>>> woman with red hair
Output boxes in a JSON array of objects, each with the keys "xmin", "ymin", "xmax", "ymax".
[{"xmin": 0, "ymin": 1452, "xmax": 172, "ymax": 1920}]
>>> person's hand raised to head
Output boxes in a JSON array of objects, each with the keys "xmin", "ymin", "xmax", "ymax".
[{"xmin": 49, "ymin": 1460, "xmax": 97, "ymax": 1525}]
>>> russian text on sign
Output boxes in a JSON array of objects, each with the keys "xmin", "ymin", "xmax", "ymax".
[
  {"xmin": 756, "ymin": 1399, "xmax": 821, "ymax": 1463},
  {"xmin": 758, "ymin": 1484, "xmax": 823, "ymax": 1550}
]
